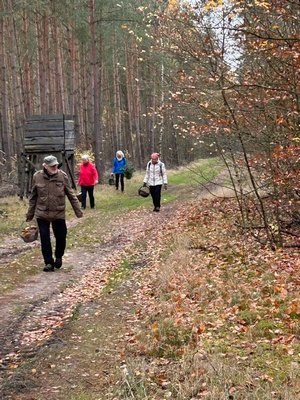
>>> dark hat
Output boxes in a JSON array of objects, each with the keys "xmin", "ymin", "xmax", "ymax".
[{"xmin": 43, "ymin": 155, "xmax": 59, "ymax": 166}]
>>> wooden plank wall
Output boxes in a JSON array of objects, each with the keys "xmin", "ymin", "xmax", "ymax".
[{"xmin": 24, "ymin": 114, "xmax": 75, "ymax": 153}]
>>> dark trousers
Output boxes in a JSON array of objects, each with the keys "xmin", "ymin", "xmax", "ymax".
[
  {"xmin": 115, "ymin": 173, "xmax": 124, "ymax": 192},
  {"xmin": 37, "ymin": 218, "xmax": 67, "ymax": 265},
  {"xmin": 149, "ymin": 185, "xmax": 162, "ymax": 208},
  {"xmin": 81, "ymin": 185, "xmax": 95, "ymax": 208}
]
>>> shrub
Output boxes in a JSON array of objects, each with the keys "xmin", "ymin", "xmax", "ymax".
[{"xmin": 124, "ymin": 163, "xmax": 135, "ymax": 179}]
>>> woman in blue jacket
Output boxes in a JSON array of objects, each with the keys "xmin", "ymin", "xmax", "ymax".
[{"xmin": 111, "ymin": 151, "xmax": 127, "ymax": 192}]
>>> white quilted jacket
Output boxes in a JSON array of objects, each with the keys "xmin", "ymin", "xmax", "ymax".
[{"xmin": 143, "ymin": 161, "xmax": 168, "ymax": 186}]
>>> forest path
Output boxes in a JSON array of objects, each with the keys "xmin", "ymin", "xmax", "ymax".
[{"xmin": 0, "ymin": 176, "xmax": 231, "ymax": 399}]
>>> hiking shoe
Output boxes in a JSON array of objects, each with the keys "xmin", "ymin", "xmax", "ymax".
[
  {"xmin": 53, "ymin": 258, "xmax": 62, "ymax": 269},
  {"xmin": 43, "ymin": 263, "xmax": 54, "ymax": 272},
  {"xmin": 154, "ymin": 207, "xmax": 160, "ymax": 212}
]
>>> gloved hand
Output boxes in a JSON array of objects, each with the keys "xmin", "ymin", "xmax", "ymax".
[
  {"xmin": 143, "ymin": 182, "xmax": 147, "ymax": 187},
  {"xmin": 164, "ymin": 184, "xmax": 168, "ymax": 190},
  {"xmin": 110, "ymin": 172, "xmax": 114, "ymax": 176}
]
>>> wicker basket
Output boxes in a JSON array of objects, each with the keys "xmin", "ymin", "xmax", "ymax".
[
  {"xmin": 138, "ymin": 186, "xmax": 150, "ymax": 198},
  {"xmin": 20, "ymin": 225, "xmax": 39, "ymax": 243},
  {"xmin": 108, "ymin": 176, "xmax": 115, "ymax": 186}
]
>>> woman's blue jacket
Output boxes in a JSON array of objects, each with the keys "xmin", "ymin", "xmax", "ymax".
[{"xmin": 112, "ymin": 157, "xmax": 127, "ymax": 174}]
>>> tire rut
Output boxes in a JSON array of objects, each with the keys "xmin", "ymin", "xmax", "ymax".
[
  {"xmin": 0, "ymin": 176, "xmax": 229, "ymax": 392},
  {"xmin": 0, "ymin": 201, "xmax": 177, "ymax": 379}
]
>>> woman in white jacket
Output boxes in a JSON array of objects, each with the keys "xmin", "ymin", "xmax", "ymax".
[{"xmin": 143, "ymin": 153, "xmax": 168, "ymax": 212}]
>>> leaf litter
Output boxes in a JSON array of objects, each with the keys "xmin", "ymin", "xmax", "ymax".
[{"xmin": 0, "ymin": 189, "xmax": 299, "ymax": 399}]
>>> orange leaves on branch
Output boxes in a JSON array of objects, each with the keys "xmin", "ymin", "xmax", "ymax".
[
  {"xmin": 276, "ymin": 115, "xmax": 284, "ymax": 125},
  {"xmin": 203, "ymin": 0, "xmax": 224, "ymax": 12},
  {"xmin": 166, "ymin": 0, "xmax": 179, "ymax": 12}
]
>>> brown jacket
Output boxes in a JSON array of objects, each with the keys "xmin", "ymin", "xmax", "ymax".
[{"xmin": 26, "ymin": 169, "xmax": 83, "ymax": 221}]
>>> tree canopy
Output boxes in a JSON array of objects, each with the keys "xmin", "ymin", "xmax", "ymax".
[{"xmin": 0, "ymin": 0, "xmax": 299, "ymax": 247}]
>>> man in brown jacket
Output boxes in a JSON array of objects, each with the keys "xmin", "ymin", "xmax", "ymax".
[{"xmin": 26, "ymin": 155, "xmax": 83, "ymax": 272}]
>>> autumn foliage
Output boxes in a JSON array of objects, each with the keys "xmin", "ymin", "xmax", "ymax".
[
  {"xmin": 125, "ymin": 198, "xmax": 300, "ymax": 397},
  {"xmin": 148, "ymin": 0, "xmax": 300, "ymax": 248}
]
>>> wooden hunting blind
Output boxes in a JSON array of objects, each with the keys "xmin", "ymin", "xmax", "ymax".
[
  {"xmin": 24, "ymin": 114, "xmax": 75, "ymax": 153},
  {"xmin": 19, "ymin": 114, "xmax": 78, "ymax": 198}
]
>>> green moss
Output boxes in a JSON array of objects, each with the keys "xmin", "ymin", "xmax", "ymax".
[
  {"xmin": 148, "ymin": 319, "xmax": 192, "ymax": 359},
  {"xmin": 251, "ymin": 319, "xmax": 282, "ymax": 339},
  {"xmin": 103, "ymin": 259, "xmax": 132, "ymax": 293},
  {"xmin": 238, "ymin": 309, "xmax": 258, "ymax": 325}
]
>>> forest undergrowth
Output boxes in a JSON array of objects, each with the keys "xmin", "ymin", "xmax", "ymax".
[{"xmin": 0, "ymin": 161, "xmax": 299, "ymax": 400}]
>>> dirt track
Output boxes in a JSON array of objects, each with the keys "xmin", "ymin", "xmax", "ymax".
[
  {"xmin": 0, "ymin": 193, "xmax": 186, "ymax": 397},
  {"xmin": 0, "ymin": 177, "xmax": 232, "ymax": 399}
]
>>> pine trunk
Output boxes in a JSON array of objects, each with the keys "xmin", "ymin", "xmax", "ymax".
[
  {"xmin": 52, "ymin": 17, "xmax": 64, "ymax": 112},
  {"xmin": 89, "ymin": 0, "xmax": 103, "ymax": 179},
  {"xmin": 124, "ymin": 41, "xmax": 134, "ymax": 159},
  {"xmin": 0, "ymin": 12, "xmax": 12, "ymax": 168}
]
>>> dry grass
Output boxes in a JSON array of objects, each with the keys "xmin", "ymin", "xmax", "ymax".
[
  {"xmin": 2, "ymin": 159, "xmax": 299, "ymax": 399},
  {"xmin": 124, "ymin": 198, "xmax": 300, "ymax": 399}
]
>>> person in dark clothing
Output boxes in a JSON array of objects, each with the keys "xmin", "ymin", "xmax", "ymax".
[
  {"xmin": 26, "ymin": 155, "xmax": 83, "ymax": 272},
  {"xmin": 111, "ymin": 150, "xmax": 127, "ymax": 192}
]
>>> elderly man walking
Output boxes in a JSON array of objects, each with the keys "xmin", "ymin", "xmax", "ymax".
[{"xmin": 26, "ymin": 155, "xmax": 83, "ymax": 272}]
